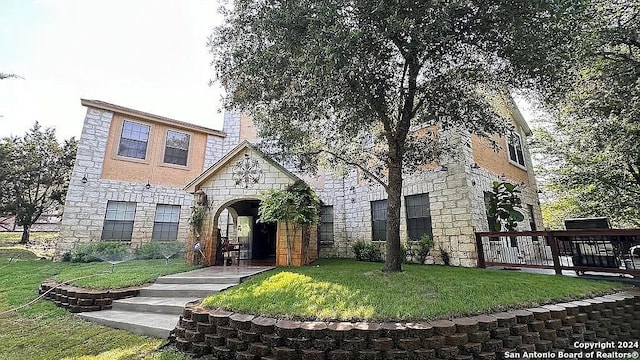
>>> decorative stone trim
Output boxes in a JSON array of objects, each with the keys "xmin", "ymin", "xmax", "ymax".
[
  {"xmin": 39, "ymin": 281, "xmax": 140, "ymax": 313},
  {"xmin": 172, "ymin": 291, "xmax": 640, "ymax": 359}
]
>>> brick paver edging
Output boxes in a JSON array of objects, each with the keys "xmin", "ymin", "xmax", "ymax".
[
  {"xmin": 172, "ymin": 290, "xmax": 640, "ymax": 359},
  {"xmin": 39, "ymin": 281, "xmax": 140, "ymax": 313}
]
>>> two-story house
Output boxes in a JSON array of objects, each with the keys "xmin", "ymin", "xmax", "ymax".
[{"xmin": 56, "ymin": 95, "xmax": 544, "ymax": 267}]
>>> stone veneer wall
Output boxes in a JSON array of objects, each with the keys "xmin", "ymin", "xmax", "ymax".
[
  {"xmin": 39, "ymin": 281, "xmax": 139, "ymax": 313},
  {"xmin": 315, "ymin": 131, "xmax": 480, "ymax": 267},
  {"xmin": 56, "ymin": 108, "xmax": 194, "ymax": 258},
  {"xmin": 172, "ymin": 291, "xmax": 640, "ymax": 360}
]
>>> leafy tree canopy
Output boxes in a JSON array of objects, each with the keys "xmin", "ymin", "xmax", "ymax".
[
  {"xmin": 530, "ymin": 0, "xmax": 640, "ymax": 227},
  {"xmin": 0, "ymin": 122, "xmax": 77, "ymax": 243},
  {"xmin": 211, "ymin": 0, "xmax": 588, "ymax": 271}
]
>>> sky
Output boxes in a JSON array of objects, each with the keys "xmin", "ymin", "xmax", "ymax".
[
  {"xmin": 0, "ymin": 1, "xmax": 539, "ymax": 142},
  {"xmin": 0, "ymin": 0, "xmax": 226, "ymax": 141}
]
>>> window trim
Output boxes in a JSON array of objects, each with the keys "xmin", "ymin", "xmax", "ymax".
[
  {"xmin": 318, "ymin": 205, "xmax": 334, "ymax": 244},
  {"xmin": 113, "ymin": 119, "xmax": 152, "ymax": 164},
  {"xmin": 405, "ymin": 193, "xmax": 433, "ymax": 242},
  {"xmin": 160, "ymin": 128, "xmax": 192, "ymax": 169},
  {"xmin": 101, "ymin": 200, "xmax": 137, "ymax": 242},
  {"xmin": 371, "ymin": 199, "xmax": 387, "ymax": 242},
  {"xmin": 507, "ymin": 132, "xmax": 527, "ymax": 170},
  {"xmin": 152, "ymin": 204, "xmax": 181, "ymax": 241}
]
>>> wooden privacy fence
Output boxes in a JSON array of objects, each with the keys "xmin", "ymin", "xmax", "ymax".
[{"xmin": 475, "ymin": 229, "xmax": 640, "ymax": 277}]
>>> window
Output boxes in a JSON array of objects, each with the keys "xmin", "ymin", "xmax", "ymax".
[
  {"xmin": 319, "ymin": 206, "xmax": 334, "ymax": 243},
  {"xmin": 164, "ymin": 130, "xmax": 190, "ymax": 166},
  {"xmin": 118, "ymin": 121, "xmax": 150, "ymax": 159},
  {"xmin": 102, "ymin": 201, "xmax": 136, "ymax": 241},
  {"xmin": 508, "ymin": 133, "xmax": 526, "ymax": 167},
  {"xmin": 371, "ymin": 200, "xmax": 387, "ymax": 241},
  {"xmin": 405, "ymin": 194, "xmax": 433, "ymax": 241},
  {"xmin": 152, "ymin": 204, "xmax": 180, "ymax": 241}
]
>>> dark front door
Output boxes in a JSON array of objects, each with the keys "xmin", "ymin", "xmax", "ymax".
[{"xmin": 253, "ymin": 222, "xmax": 277, "ymax": 259}]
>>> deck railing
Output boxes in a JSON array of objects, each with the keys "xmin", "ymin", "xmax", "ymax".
[{"xmin": 474, "ymin": 229, "xmax": 640, "ymax": 277}]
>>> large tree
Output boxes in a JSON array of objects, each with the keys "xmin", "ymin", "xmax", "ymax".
[
  {"xmin": 210, "ymin": 0, "xmax": 587, "ymax": 271},
  {"xmin": 530, "ymin": 0, "xmax": 640, "ymax": 227},
  {"xmin": 0, "ymin": 123, "xmax": 77, "ymax": 244}
]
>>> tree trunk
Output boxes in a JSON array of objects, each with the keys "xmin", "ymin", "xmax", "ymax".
[
  {"xmin": 383, "ymin": 142, "xmax": 404, "ymax": 272},
  {"xmin": 20, "ymin": 225, "xmax": 30, "ymax": 245}
]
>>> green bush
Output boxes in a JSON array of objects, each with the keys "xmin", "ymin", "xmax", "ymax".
[
  {"xmin": 61, "ymin": 252, "xmax": 72, "ymax": 262},
  {"xmin": 440, "ymin": 247, "xmax": 450, "ymax": 266},
  {"xmin": 136, "ymin": 242, "xmax": 184, "ymax": 260},
  {"xmin": 71, "ymin": 242, "xmax": 128, "ymax": 263},
  {"xmin": 400, "ymin": 243, "xmax": 408, "ymax": 264},
  {"xmin": 352, "ymin": 241, "xmax": 383, "ymax": 262},
  {"xmin": 415, "ymin": 234, "xmax": 434, "ymax": 264},
  {"xmin": 352, "ymin": 241, "xmax": 366, "ymax": 261},
  {"xmin": 362, "ymin": 242, "xmax": 383, "ymax": 262}
]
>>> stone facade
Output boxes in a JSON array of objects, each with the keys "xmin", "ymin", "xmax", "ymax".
[
  {"xmin": 56, "ymin": 105, "xmax": 225, "ymax": 259},
  {"xmin": 173, "ymin": 290, "xmax": 640, "ymax": 359},
  {"xmin": 58, "ymin": 97, "xmax": 544, "ymax": 268}
]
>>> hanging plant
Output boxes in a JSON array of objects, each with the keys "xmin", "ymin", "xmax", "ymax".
[{"xmin": 189, "ymin": 205, "xmax": 208, "ymax": 235}]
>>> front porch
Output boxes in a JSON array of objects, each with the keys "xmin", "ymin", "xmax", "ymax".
[{"xmin": 183, "ymin": 141, "xmax": 318, "ymax": 268}]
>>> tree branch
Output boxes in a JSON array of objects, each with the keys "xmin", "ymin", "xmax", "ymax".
[{"xmin": 317, "ymin": 148, "xmax": 389, "ymax": 190}]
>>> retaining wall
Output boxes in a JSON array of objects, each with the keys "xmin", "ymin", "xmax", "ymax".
[
  {"xmin": 39, "ymin": 281, "xmax": 140, "ymax": 313},
  {"xmin": 173, "ymin": 291, "xmax": 640, "ymax": 359}
]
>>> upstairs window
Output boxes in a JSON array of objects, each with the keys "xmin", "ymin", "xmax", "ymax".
[
  {"xmin": 508, "ymin": 133, "xmax": 526, "ymax": 168},
  {"xmin": 405, "ymin": 194, "xmax": 433, "ymax": 241},
  {"xmin": 152, "ymin": 204, "xmax": 180, "ymax": 241},
  {"xmin": 319, "ymin": 205, "xmax": 334, "ymax": 243},
  {"xmin": 164, "ymin": 130, "xmax": 190, "ymax": 166},
  {"xmin": 118, "ymin": 121, "xmax": 150, "ymax": 160},
  {"xmin": 102, "ymin": 201, "xmax": 136, "ymax": 241},
  {"xmin": 371, "ymin": 200, "xmax": 387, "ymax": 241}
]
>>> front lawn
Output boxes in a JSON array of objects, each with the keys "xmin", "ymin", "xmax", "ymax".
[
  {"xmin": 202, "ymin": 258, "xmax": 627, "ymax": 321},
  {"xmin": 54, "ymin": 259, "xmax": 198, "ymax": 289},
  {"xmin": 0, "ymin": 253, "xmax": 196, "ymax": 359}
]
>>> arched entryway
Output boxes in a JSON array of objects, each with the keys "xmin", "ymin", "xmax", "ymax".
[{"xmin": 213, "ymin": 198, "xmax": 277, "ymax": 265}]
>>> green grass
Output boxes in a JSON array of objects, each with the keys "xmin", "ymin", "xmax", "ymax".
[
  {"xmin": 0, "ymin": 231, "xmax": 58, "ymax": 245},
  {"xmin": 202, "ymin": 259, "xmax": 628, "ymax": 321},
  {"xmin": 0, "ymin": 255, "xmax": 197, "ymax": 359},
  {"xmin": 53, "ymin": 259, "xmax": 198, "ymax": 289}
]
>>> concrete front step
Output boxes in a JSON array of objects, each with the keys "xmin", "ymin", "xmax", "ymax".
[
  {"xmin": 78, "ymin": 310, "xmax": 178, "ymax": 339},
  {"xmin": 155, "ymin": 275, "xmax": 243, "ymax": 284},
  {"xmin": 112, "ymin": 296, "xmax": 200, "ymax": 315},
  {"xmin": 138, "ymin": 283, "xmax": 237, "ymax": 298}
]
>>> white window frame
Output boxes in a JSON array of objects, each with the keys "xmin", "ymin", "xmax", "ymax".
[
  {"xmin": 507, "ymin": 132, "xmax": 527, "ymax": 169},
  {"xmin": 162, "ymin": 129, "xmax": 191, "ymax": 167}
]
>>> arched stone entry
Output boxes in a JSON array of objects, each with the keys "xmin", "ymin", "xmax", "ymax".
[
  {"xmin": 183, "ymin": 141, "xmax": 318, "ymax": 267},
  {"xmin": 213, "ymin": 198, "xmax": 277, "ymax": 264}
]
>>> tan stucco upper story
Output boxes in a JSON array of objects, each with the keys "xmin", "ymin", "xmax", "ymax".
[
  {"xmin": 471, "ymin": 93, "xmax": 532, "ymax": 186},
  {"xmin": 80, "ymin": 99, "xmax": 226, "ymax": 188}
]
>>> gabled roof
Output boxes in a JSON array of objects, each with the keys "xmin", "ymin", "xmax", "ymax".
[
  {"xmin": 81, "ymin": 99, "xmax": 226, "ymax": 137},
  {"xmin": 184, "ymin": 140, "xmax": 303, "ymax": 193}
]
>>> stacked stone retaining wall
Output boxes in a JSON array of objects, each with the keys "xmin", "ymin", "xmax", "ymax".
[
  {"xmin": 173, "ymin": 291, "xmax": 640, "ymax": 359},
  {"xmin": 39, "ymin": 281, "xmax": 139, "ymax": 313}
]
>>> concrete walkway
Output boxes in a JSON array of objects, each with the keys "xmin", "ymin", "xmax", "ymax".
[{"xmin": 77, "ymin": 266, "xmax": 273, "ymax": 338}]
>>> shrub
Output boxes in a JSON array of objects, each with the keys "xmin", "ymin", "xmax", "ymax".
[
  {"xmin": 136, "ymin": 241, "xmax": 185, "ymax": 260},
  {"xmin": 415, "ymin": 234, "xmax": 434, "ymax": 264},
  {"xmin": 61, "ymin": 252, "xmax": 72, "ymax": 262},
  {"xmin": 352, "ymin": 241, "xmax": 383, "ymax": 262},
  {"xmin": 362, "ymin": 242, "xmax": 383, "ymax": 262},
  {"xmin": 352, "ymin": 241, "xmax": 366, "ymax": 261},
  {"xmin": 71, "ymin": 242, "xmax": 128, "ymax": 263},
  {"xmin": 400, "ymin": 243, "xmax": 408, "ymax": 264},
  {"xmin": 439, "ymin": 247, "xmax": 450, "ymax": 266}
]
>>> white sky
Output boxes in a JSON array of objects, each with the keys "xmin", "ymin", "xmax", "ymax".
[
  {"xmin": 0, "ymin": 1, "xmax": 538, "ymax": 142},
  {"xmin": 0, "ymin": 0, "xmax": 226, "ymax": 141}
]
